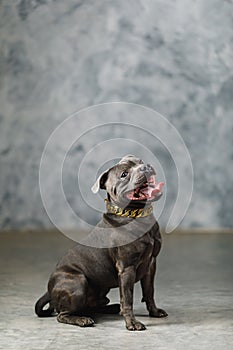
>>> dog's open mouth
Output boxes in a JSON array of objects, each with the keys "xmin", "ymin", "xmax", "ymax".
[{"xmin": 124, "ymin": 176, "xmax": 164, "ymax": 201}]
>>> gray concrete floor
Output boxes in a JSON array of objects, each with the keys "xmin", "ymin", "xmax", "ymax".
[{"xmin": 0, "ymin": 230, "xmax": 232, "ymax": 350}]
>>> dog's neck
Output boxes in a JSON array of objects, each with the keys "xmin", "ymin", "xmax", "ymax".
[{"xmin": 105, "ymin": 198, "xmax": 153, "ymax": 219}]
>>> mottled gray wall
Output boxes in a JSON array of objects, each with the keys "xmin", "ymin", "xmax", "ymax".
[{"xmin": 0, "ymin": 0, "xmax": 232, "ymax": 230}]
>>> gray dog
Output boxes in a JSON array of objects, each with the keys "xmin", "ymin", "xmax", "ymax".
[{"xmin": 35, "ymin": 155, "xmax": 167, "ymax": 331}]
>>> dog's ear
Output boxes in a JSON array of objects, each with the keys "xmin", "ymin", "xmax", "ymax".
[{"xmin": 91, "ymin": 170, "xmax": 110, "ymax": 194}]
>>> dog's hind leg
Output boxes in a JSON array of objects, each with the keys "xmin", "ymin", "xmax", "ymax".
[{"xmin": 50, "ymin": 272, "xmax": 94, "ymax": 327}]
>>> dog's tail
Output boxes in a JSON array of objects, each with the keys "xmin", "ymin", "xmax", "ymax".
[{"xmin": 35, "ymin": 292, "xmax": 54, "ymax": 317}]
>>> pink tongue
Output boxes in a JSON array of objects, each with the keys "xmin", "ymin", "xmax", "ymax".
[
  {"xmin": 154, "ymin": 182, "xmax": 164, "ymax": 192},
  {"xmin": 141, "ymin": 182, "xmax": 164, "ymax": 197}
]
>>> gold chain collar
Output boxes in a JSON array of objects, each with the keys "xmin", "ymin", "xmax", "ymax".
[{"xmin": 105, "ymin": 199, "xmax": 153, "ymax": 218}]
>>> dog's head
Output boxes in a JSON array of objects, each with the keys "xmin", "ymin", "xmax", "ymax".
[{"xmin": 92, "ymin": 155, "xmax": 164, "ymax": 208}]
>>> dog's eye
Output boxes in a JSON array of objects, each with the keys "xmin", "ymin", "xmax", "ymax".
[{"xmin": 121, "ymin": 171, "xmax": 128, "ymax": 178}]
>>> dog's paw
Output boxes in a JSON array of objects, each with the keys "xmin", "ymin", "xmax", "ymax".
[
  {"xmin": 57, "ymin": 313, "xmax": 94, "ymax": 327},
  {"xmin": 126, "ymin": 319, "xmax": 147, "ymax": 331},
  {"xmin": 76, "ymin": 317, "xmax": 95, "ymax": 327},
  {"xmin": 149, "ymin": 308, "xmax": 168, "ymax": 318}
]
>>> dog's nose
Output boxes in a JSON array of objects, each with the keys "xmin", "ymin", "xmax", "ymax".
[
  {"xmin": 140, "ymin": 165, "xmax": 147, "ymax": 172},
  {"xmin": 139, "ymin": 164, "xmax": 152, "ymax": 173}
]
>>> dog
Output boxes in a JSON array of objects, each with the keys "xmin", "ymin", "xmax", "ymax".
[{"xmin": 35, "ymin": 155, "xmax": 167, "ymax": 331}]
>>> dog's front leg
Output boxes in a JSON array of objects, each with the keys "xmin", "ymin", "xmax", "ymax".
[
  {"xmin": 117, "ymin": 265, "xmax": 146, "ymax": 331},
  {"xmin": 140, "ymin": 258, "xmax": 168, "ymax": 318}
]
